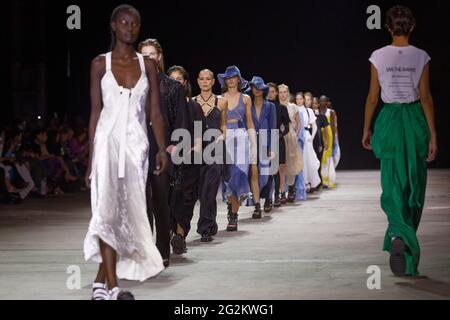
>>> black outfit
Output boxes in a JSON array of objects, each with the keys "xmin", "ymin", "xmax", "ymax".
[
  {"xmin": 313, "ymin": 111, "xmax": 330, "ymax": 184},
  {"xmin": 147, "ymin": 73, "xmax": 187, "ymax": 260},
  {"xmin": 171, "ymin": 96, "xmax": 222, "ymax": 237},
  {"xmin": 170, "ymin": 98, "xmax": 204, "ymax": 237},
  {"xmin": 270, "ymin": 99, "xmax": 290, "ymax": 198},
  {"xmin": 197, "ymin": 97, "xmax": 222, "ymax": 236},
  {"xmin": 271, "ymin": 99, "xmax": 290, "ymax": 164}
]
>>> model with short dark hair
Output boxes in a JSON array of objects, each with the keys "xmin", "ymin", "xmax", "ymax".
[{"xmin": 362, "ymin": 5, "xmax": 438, "ymax": 277}]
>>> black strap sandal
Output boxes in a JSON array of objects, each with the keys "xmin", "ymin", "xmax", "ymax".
[
  {"xmin": 226, "ymin": 213, "xmax": 238, "ymax": 232},
  {"xmin": 264, "ymin": 199, "xmax": 273, "ymax": 213},
  {"xmin": 280, "ymin": 192, "xmax": 287, "ymax": 205},
  {"xmin": 252, "ymin": 203, "xmax": 262, "ymax": 219},
  {"xmin": 287, "ymin": 186, "xmax": 296, "ymax": 203}
]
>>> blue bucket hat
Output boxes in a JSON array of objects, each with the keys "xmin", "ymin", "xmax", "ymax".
[
  {"xmin": 217, "ymin": 65, "xmax": 248, "ymax": 89},
  {"xmin": 246, "ymin": 76, "xmax": 269, "ymax": 98}
]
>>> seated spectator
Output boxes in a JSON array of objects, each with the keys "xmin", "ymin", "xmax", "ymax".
[{"xmin": 1, "ymin": 130, "xmax": 35, "ymax": 201}]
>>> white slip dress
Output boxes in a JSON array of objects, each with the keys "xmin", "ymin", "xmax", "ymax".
[{"xmin": 84, "ymin": 52, "xmax": 164, "ymax": 281}]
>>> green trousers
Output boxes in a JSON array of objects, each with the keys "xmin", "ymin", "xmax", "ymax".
[{"xmin": 372, "ymin": 101, "xmax": 430, "ymax": 276}]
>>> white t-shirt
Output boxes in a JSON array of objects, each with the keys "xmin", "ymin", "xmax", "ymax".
[{"xmin": 369, "ymin": 45, "xmax": 431, "ymax": 103}]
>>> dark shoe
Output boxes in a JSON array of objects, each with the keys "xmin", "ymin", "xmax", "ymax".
[
  {"xmin": 252, "ymin": 203, "xmax": 262, "ymax": 219},
  {"xmin": 163, "ymin": 258, "xmax": 170, "ymax": 268},
  {"xmin": 390, "ymin": 237, "xmax": 407, "ymax": 277},
  {"xmin": 117, "ymin": 291, "xmax": 135, "ymax": 300},
  {"xmin": 280, "ymin": 192, "xmax": 287, "ymax": 205},
  {"xmin": 210, "ymin": 222, "xmax": 218, "ymax": 236},
  {"xmin": 287, "ymin": 186, "xmax": 296, "ymax": 203},
  {"xmin": 8, "ymin": 193, "xmax": 22, "ymax": 205},
  {"xmin": 171, "ymin": 234, "xmax": 187, "ymax": 255},
  {"xmin": 274, "ymin": 196, "xmax": 281, "ymax": 208},
  {"xmin": 226, "ymin": 213, "xmax": 238, "ymax": 232},
  {"xmin": 201, "ymin": 233, "xmax": 213, "ymax": 242},
  {"xmin": 109, "ymin": 288, "xmax": 135, "ymax": 300},
  {"xmin": 263, "ymin": 199, "xmax": 273, "ymax": 213}
]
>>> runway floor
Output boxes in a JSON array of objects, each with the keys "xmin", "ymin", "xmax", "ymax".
[{"xmin": 0, "ymin": 170, "xmax": 449, "ymax": 300}]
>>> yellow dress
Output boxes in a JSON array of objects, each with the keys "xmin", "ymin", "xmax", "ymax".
[{"xmin": 320, "ymin": 109, "xmax": 336, "ymax": 188}]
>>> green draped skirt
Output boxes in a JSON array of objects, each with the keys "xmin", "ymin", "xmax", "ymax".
[{"xmin": 372, "ymin": 101, "xmax": 430, "ymax": 276}]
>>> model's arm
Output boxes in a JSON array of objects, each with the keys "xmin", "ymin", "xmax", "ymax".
[
  {"xmin": 244, "ymin": 95, "xmax": 257, "ymax": 164},
  {"xmin": 219, "ymin": 97, "xmax": 228, "ymax": 140},
  {"xmin": 281, "ymin": 108, "xmax": 290, "ymax": 137},
  {"xmin": 294, "ymin": 112, "xmax": 302, "ymax": 137},
  {"xmin": 268, "ymin": 103, "xmax": 276, "ymax": 155},
  {"xmin": 362, "ymin": 63, "xmax": 381, "ymax": 150},
  {"xmin": 85, "ymin": 56, "xmax": 104, "ymax": 187},
  {"xmin": 418, "ymin": 63, "xmax": 438, "ymax": 162},
  {"xmin": 311, "ymin": 114, "xmax": 318, "ymax": 140},
  {"xmin": 323, "ymin": 123, "xmax": 330, "ymax": 151},
  {"xmin": 145, "ymin": 57, "xmax": 167, "ymax": 175},
  {"xmin": 330, "ymin": 110, "xmax": 337, "ymax": 137},
  {"xmin": 192, "ymin": 102, "xmax": 203, "ymax": 153}
]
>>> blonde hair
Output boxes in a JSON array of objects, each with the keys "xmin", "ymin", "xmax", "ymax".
[
  {"xmin": 198, "ymin": 69, "xmax": 214, "ymax": 78},
  {"xmin": 138, "ymin": 38, "xmax": 165, "ymax": 73},
  {"xmin": 278, "ymin": 84, "xmax": 290, "ymax": 94}
]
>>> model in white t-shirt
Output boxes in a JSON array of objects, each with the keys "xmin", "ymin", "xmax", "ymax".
[{"xmin": 362, "ymin": 5, "xmax": 437, "ymax": 278}]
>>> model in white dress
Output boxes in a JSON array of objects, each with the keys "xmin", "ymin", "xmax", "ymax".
[
  {"xmin": 84, "ymin": 51, "xmax": 164, "ymax": 282},
  {"xmin": 298, "ymin": 105, "xmax": 321, "ymax": 189}
]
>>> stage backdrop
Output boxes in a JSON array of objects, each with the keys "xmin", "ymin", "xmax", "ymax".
[{"xmin": 4, "ymin": 0, "xmax": 450, "ymax": 169}]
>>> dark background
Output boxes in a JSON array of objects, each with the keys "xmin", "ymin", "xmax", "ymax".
[{"xmin": 3, "ymin": 0, "xmax": 450, "ymax": 169}]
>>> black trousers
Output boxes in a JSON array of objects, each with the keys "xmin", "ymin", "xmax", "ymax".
[
  {"xmin": 146, "ymin": 171, "xmax": 171, "ymax": 260},
  {"xmin": 171, "ymin": 165, "xmax": 199, "ymax": 237},
  {"xmin": 315, "ymin": 146, "xmax": 324, "ymax": 186},
  {"xmin": 197, "ymin": 164, "xmax": 221, "ymax": 235}
]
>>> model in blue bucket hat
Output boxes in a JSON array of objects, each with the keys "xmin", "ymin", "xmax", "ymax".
[
  {"xmin": 217, "ymin": 65, "xmax": 249, "ymax": 90},
  {"xmin": 246, "ymin": 76, "xmax": 269, "ymax": 98},
  {"xmin": 219, "ymin": 65, "xmax": 257, "ymax": 232},
  {"xmin": 246, "ymin": 76, "xmax": 277, "ymax": 216}
]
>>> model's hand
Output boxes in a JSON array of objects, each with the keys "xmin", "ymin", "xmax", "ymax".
[
  {"xmin": 427, "ymin": 135, "xmax": 438, "ymax": 163},
  {"xmin": 154, "ymin": 150, "xmax": 168, "ymax": 175},
  {"xmin": 362, "ymin": 129, "xmax": 372, "ymax": 150},
  {"xmin": 215, "ymin": 134, "xmax": 225, "ymax": 144},
  {"xmin": 84, "ymin": 168, "xmax": 91, "ymax": 189},
  {"xmin": 166, "ymin": 145, "xmax": 178, "ymax": 156}
]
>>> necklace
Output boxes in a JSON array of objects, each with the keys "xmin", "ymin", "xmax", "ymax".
[
  {"xmin": 198, "ymin": 93, "xmax": 215, "ymax": 115},
  {"xmin": 199, "ymin": 93, "xmax": 213, "ymax": 105}
]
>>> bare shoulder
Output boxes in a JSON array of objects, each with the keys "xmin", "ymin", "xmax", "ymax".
[
  {"xmin": 243, "ymin": 94, "xmax": 252, "ymax": 104},
  {"xmin": 91, "ymin": 54, "xmax": 106, "ymax": 74},
  {"xmin": 217, "ymin": 95, "xmax": 227, "ymax": 103},
  {"xmin": 217, "ymin": 96, "xmax": 228, "ymax": 109}
]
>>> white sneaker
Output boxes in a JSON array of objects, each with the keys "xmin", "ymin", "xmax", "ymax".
[{"xmin": 91, "ymin": 282, "xmax": 109, "ymax": 300}]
